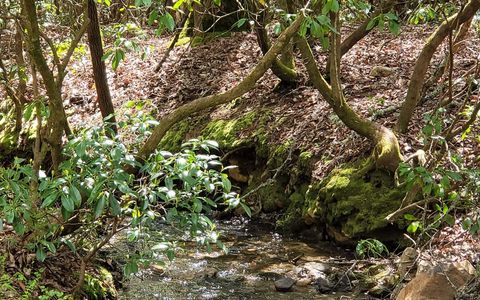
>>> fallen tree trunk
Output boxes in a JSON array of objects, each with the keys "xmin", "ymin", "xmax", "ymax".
[{"xmin": 137, "ymin": 14, "xmax": 305, "ymax": 159}]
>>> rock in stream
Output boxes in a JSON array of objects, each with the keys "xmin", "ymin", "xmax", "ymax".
[{"xmin": 274, "ymin": 277, "xmax": 296, "ymax": 292}]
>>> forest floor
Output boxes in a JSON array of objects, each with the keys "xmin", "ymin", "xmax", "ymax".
[
  {"xmin": 63, "ymin": 22, "xmax": 480, "ymax": 296},
  {"xmin": 1, "ymin": 20, "xmax": 480, "ymax": 298},
  {"xmin": 65, "ymin": 23, "xmax": 480, "ymax": 176}
]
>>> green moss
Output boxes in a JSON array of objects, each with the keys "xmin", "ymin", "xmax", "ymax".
[
  {"xmin": 277, "ymin": 183, "xmax": 317, "ymax": 232},
  {"xmin": 279, "ymin": 160, "xmax": 406, "ymax": 240},
  {"xmin": 158, "ymin": 118, "xmax": 191, "ymax": 152},
  {"xmin": 319, "ymin": 162, "xmax": 404, "ymax": 239},
  {"xmin": 298, "ymin": 151, "xmax": 313, "ymax": 167},
  {"xmin": 191, "ymin": 36, "xmax": 205, "ymax": 47},
  {"xmin": 324, "ymin": 168, "xmax": 354, "ymax": 190},
  {"xmin": 266, "ymin": 140, "xmax": 292, "ymax": 169},
  {"xmin": 178, "ymin": 12, "xmax": 191, "ymax": 39},
  {"xmin": 202, "ymin": 111, "xmax": 257, "ymax": 150},
  {"xmin": 251, "ymin": 112, "xmax": 272, "ymax": 159},
  {"xmin": 175, "ymin": 37, "xmax": 191, "ymax": 47},
  {"xmin": 158, "ymin": 109, "xmax": 271, "ymax": 157},
  {"xmin": 258, "ymin": 179, "xmax": 289, "ymax": 212},
  {"xmin": 82, "ymin": 267, "xmax": 117, "ymax": 300}
]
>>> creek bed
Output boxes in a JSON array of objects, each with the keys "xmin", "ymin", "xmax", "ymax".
[{"xmin": 116, "ymin": 217, "xmax": 361, "ymax": 299}]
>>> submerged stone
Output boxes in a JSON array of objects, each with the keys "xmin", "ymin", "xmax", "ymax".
[
  {"xmin": 274, "ymin": 277, "xmax": 296, "ymax": 292},
  {"xmin": 315, "ymin": 276, "xmax": 333, "ymax": 293}
]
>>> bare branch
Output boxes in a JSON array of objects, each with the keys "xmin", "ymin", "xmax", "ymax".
[{"xmin": 57, "ymin": 16, "xmax": 89, "ymax": 84}]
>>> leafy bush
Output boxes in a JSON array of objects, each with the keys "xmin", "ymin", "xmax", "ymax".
[{"xmin": 0, "ymin": 113, "xmax": 243, "ymax": 276}]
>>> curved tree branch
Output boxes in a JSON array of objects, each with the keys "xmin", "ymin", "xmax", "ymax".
[
  {"xmin": 396, "ymin": 0, "xmax": 480, "ymax": 133},
  {"xmin": 297, "ymin": 11, "xmax": 402, "ymax": 172},
  {"xmin": 252, "ymin": 1, "xmax": 298, "ymax": 83},
  {"xmin": 138, "ymin": 14, "xmax": 305, "ymax": 159}
]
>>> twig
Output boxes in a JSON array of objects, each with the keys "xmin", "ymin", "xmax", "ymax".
[
  {"xmin": 72, "ymin": 217, "xmax": 121, "ymax": 298},
  {"xmin": 57, "ymin": 15, "xmax": 89, "ymax": 85},
  {"xmin": 386, "ymin": 198, "xmax": 436, "ymax": 222},
  {"xmin": 154, "ymin": 12, "xmax": 189, "ymax": 72},
  {"xmin": 445, "ymin": 59, "xmax": 480, "ymax": 140},
  {"xmin": 332, "ymin": 261, "xmax": 357, "ymax": 291},
  {"xmin": 39, "ymin": 31, "xmax": 61, "ymax": 70}
]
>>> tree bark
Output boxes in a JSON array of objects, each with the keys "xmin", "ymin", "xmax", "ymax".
[
  {"xmin": 341, "ymin": 0, "xmax": 397, "ymax": 56},
  {"xmin": 138, "ymin": 14, "xmax": 305, "ymax": 159},
  {"xmin": 254, "ymin": 24, "xmax": 298, "ymax": 83},
  {"xmin": 396, "ymin": 0, "xmax": 480, "ymax": 133},
  {"xmin": 15, "ymin": 22, "xmax": 27, "ymax": 105},
  {"xmin": 297, "ymin": 12, "xmax": 402, "ymax": 172},
  {"xmin": 427, "ymin": 16, "xmax": 473, "ymax": 92},
  {"xmin": 87, "ymin": 0, "xmax": 117, "ymax": 135},
  {"xmin": 326, "ymin": 0, "xmax": 397, "ymax": 74},
  {"xmin": 21, "ymin": 0, "xmax": 70, "ymax": 172},
  {"xmin": 252, "ymin": 0, "xmax": 298, "ymax": 83}
]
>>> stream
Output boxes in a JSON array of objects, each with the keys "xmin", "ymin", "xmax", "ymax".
[{"xmin": 115, "ymin": 217, "xmax": 363, "ymax": 299}]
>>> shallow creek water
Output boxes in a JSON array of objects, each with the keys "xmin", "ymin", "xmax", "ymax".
[{"xmin": 117, "ymin": 218, "xmax": 359, "ymax": 299}]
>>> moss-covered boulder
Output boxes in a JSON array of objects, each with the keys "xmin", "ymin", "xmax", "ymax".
[
  {"xmin": 279, "ymin": 161, "xmax": 406, "ymax": 243},
  {"xmin": 276, "ymin": 183, "xmax": 312, "ymax": 231},
  {"xmin": 158, "ymin": 118, "xmax": 192, "ymax": 152},
  {"xmin": 155, "ymin": 109, "xmax": 322, "ymax": 226}
]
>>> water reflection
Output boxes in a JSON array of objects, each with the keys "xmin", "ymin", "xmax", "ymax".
[{"xmin": 119, "ymin": 218, "xmax": 352, "ymax": 300}]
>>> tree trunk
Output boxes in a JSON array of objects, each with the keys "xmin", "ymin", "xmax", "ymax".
[
  {"xmin": 396, "ymin": 0, "xmax": 480, "ymax": 133},
  {"xmin": 87, "ymin": 0, "xmax": 117, "ymax": 135},
  {"xmin": 22, "ymin": 0, "xmax": 69, "ymax": 172},
  {"xmin": 326, "ymin": 0, "xmax": 397, "ymax": 74},
  {"xmin": 428, "ymin": 16, "xmax": 474, "ymax": 91},
  {"xmin": 254, "ymin": 24, "xmax": 298, "ymax": 83},
  {"xmin": 297, "ymin": 12, "xmax": 402, "ymax": 172},
  {"xmin": 252, "ymin": 0, "xmax": 298, "ymax": 84},
  {"xmin": 14, "ymin": 22, "xmax": 27, "ymax": 133},
  {"xmin": 138, "ymin": 15, "xmax": 305, "ymax": 159},
  {"xmin": 14, "ymin": 22, "xmax": 27, "ymax": 105}
]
